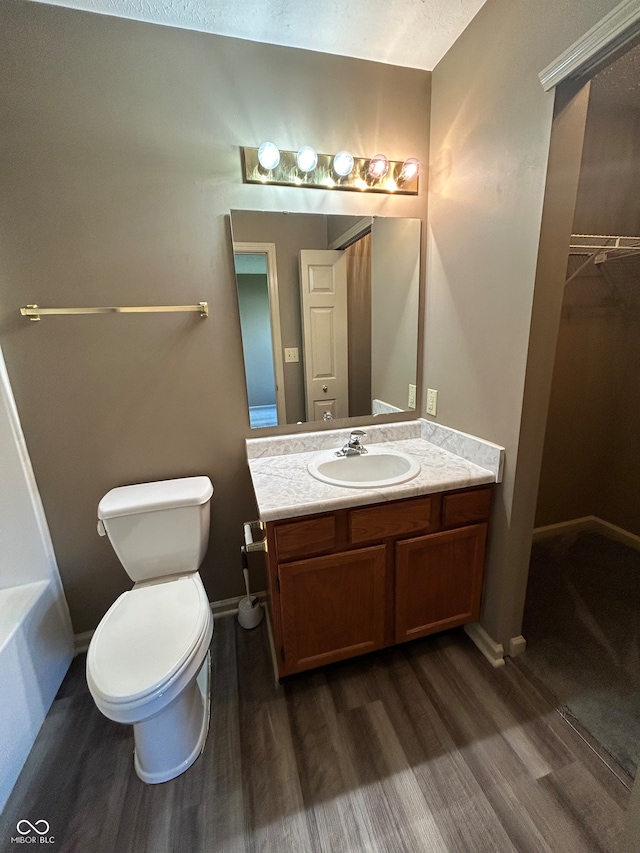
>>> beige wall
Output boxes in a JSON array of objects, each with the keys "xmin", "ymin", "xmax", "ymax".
[
  {"xmin": 537, "ymin": 311, "xmax": 640, "ymax": 536},
  {"xmin": 345, "ymin": 234, "xmax": 372, "ymax": 417},
  {"xmin": 602, "ymin": 317, "xmax": 640, "ymax": 535},
  {"xmin": 536, "ymin": 314, "xmax": 627, "ymax": 527},
  {"xmin": 371, "ymin": 218, "xmax": 420, "ymax": 410},
  {"xmin": 426, "ymin": 0, "xmax": 619, "ymax": 648},
  {"xmin": 0, "ymin": 0, "xmax": 430, "ymax": 633},
  {"xmin": 573, "ymin": 104, "xmax": 640, "ymax": 236}
]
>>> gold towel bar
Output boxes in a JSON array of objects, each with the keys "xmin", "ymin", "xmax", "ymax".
[{"xmin": 20, "ymin": 302, "xmax": 209, "ymax": 321}]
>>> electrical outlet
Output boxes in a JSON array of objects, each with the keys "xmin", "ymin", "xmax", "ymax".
[
  {"xmin": 426, "ymin": 388, "xmax": 438, "ymax": 416},
  {"xmin": 408, "ymin": 384, "xmax": 416, "ymax": 409},
  {"xmin": 284, "ymin": 347, "xmax": 299, "ymax": 363}
]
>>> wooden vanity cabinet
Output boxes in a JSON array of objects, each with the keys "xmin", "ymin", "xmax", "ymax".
[
  {"xmin": 278, "ymin": 545, "xmax": 387, "ymax": 674},
  {"xmin": 394, "ymin": 524, "xmax": 487, "ymax": 643},
  {"xmin": 264, "ymin": 485, "xmax": 492, "ymax": 677}
]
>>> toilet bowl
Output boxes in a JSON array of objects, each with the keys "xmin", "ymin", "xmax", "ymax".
[{"xmin": 86, "ymin": 476, "xmax": 214, "ymax": 784}]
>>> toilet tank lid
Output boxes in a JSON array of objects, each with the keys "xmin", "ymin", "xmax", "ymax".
[{"xmin": 98, "ymin": 476, "xmax": 214, "ymax": 520}]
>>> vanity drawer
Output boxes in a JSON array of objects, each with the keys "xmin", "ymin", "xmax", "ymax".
[
  {"xmin": 349, "ymin": 496, "xmax": 436, "ymax": 545},
  {"xmin": 275, "ymin": 515, "xmax": 337, "ymax": 562},
  {"xmin": 441, "ymin": 487, "xmax": 492, "ymax": 529}
]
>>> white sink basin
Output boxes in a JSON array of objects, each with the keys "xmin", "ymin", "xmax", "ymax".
[{"xmin": 308, "ymin": 446, "xmax": 421, "ymax": 488}]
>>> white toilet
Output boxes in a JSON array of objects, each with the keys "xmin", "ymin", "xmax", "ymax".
[{"xmin": 86, "ymin": 476, "xmax": 214, "ymax": 784}]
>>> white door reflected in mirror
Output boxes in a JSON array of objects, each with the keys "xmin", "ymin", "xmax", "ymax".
[{"xmin": 299, "ymin": 249, "xmax": 348, "ymax": 421}]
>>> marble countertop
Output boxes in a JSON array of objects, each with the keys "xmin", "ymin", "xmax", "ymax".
[{"xmin": 246, "ymin": 419, "xmax": 504, "ymax": 522}]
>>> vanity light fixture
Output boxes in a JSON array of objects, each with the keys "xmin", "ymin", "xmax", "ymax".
[
  {"xmin": 240, "ymin": 144, "xmax": 419, "ymax": 195},
  {"xmin": 296, "ymin": 145, "xmax": 318, "ymax": 172},
  {"xmin": 257, "ymin": 141, "xmax": 281, "ymax": 170},
  {"xmin": 367, "ymin": 154, "xmax": 389, "ymax": 181},
  {"xmin": 400, "ymin": 157, "xmax": 420, "ymax": 182},
  {"xmin": 333, "ymin": 150, "xmax": 355, "ymax": 177}
]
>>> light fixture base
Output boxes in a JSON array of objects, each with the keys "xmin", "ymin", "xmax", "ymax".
[{"xmin": 240, "ymin": 147, "xmax": 418, "ymax": 195}]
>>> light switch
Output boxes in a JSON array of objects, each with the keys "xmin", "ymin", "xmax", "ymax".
[
  {"xmin": 426, "ymin": 388, "xmax": 438, "ymax": 416},
  {"xmin": 284, "ymin": 347, "xmax": 299, "ymax": 363},
  {"xmin": 408, "ymin": 384, "xmax": 416, "ymax": 409}
]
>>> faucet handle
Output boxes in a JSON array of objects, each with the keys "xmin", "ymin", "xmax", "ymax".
[{"xmin": 336, "ymin": 429, "xmax": 367, "ymax": 457}]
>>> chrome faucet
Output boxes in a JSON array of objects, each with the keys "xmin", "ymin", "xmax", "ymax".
[{"xmin": 336, "ymin": 430, "xmax": 367, "ymax": 457}]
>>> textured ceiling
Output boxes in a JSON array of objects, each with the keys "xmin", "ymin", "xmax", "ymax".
[{"xmin": 29, "ymin": 0, "xmax": 489, "ymax": 70}]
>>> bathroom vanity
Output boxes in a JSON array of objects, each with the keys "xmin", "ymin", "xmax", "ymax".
[{"xmin": 246, "ymin": 420, "xmax": 504, "ymax": 678}]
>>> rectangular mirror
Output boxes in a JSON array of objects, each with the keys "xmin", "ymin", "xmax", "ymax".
[{"xmin": 231, "ymin": 210, "xmax": 421, "ymax": 428}]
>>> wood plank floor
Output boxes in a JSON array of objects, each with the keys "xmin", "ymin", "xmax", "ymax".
[{"xmin": 0, "ymin": 617, "xmax": 631, "ymax": 853}]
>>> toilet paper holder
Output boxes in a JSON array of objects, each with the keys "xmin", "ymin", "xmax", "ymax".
[
  {"xmin": 239, "ymin": 520, "xmax": 266, "ymax": 630},
  {"xmin": 243, "ymin": 519, "xmax": 267, "ymax": 553}
]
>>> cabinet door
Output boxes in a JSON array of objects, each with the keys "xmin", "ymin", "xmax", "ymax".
[
  {"xmin": 395, "ymin": 524, "xmax": 487, "ymax": 643},
  {"xmin": 279, "ymin": 545, "xmax": 386, "ymax": 675}
]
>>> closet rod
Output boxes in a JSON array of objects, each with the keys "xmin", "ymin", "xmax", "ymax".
[{"xmin": 20, "ymin": 302, "xmax": 209, "ymax": 322}]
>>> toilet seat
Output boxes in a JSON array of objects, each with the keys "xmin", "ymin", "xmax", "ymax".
[{"xmin": 87, "ymin": 575, "xmax": 211, "ymax": 713}]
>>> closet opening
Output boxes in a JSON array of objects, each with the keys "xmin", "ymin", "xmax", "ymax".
[{"xmin": 519, "ymin": 36, "xmax": 640, "ymax": 785}]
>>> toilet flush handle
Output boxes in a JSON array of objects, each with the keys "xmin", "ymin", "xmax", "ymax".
[{"xmin": 97, "ymin": 520, "xmax": 106, "ymax": 537}]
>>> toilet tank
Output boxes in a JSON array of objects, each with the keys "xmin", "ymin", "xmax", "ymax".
[{"xmin": 98, "ymin": 477, "xmax": 214, "ymax": 583}]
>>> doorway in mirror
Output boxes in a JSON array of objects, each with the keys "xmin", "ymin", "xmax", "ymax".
[{"xmin": 233, "ymin": 241, "xmax": 286, "ymax": 428}]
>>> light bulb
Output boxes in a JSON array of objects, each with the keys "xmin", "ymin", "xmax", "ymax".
[
  {"xmin": 400, "ymin": 158, "xmax": 419, "ymax": 181},
  {"xmin": 368, "ymin": 154, "xmax": 389, "ymax": 180},
  {"xmin": 296, "ymin": 145, "xmax": 318, "ymax": 173},
  {"xmin": 333, "ymin": 150, "xmax": 354, "ymax": 177},
  {"xmin": 257, "ymin": 141, "xmax": 280, "ymax": 170}
]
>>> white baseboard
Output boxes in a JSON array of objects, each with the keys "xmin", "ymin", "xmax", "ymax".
[
  {"xmin": 532, "ymin": 516, "xmax": 595, "ymax": 540},
  {"xmin": 74, "ymin": 631, "xmax": 94, "ymax": 655},
  {"xmin": 464, "ymin": 622, "xmax": 505, "ymax": 668},
  {"xmin": 533, "ymin": 515, "xmax": 640, "ymax": 552},
  {"xmin": 211, "ymin": 590, "xmax": 267, "ymax": 619},
  {"xmin": 508, "ymin": 635, "xmax": 527, "ymax": 658},
  {"xmin": 73, "ymin": 590, "xmax": 268, "ymax": 655},
  {"xmin": 592, "ymin": 518, "xmax": 640, "ymax": 552}
]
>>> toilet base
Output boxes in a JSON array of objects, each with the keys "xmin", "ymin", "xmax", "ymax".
[{"xmin": 133, "ymin": 650, "xmax": 211, "ymax": 784}]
